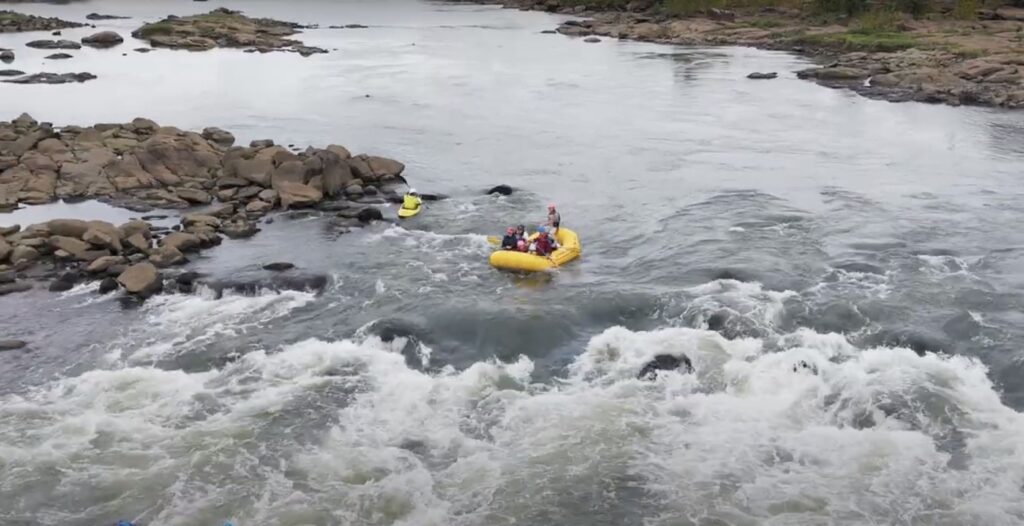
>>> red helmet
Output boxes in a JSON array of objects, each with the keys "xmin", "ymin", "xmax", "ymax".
[
  {"xmin": 506, "ymin": 227, "xmax": 515, "ymax": 234},
  {"xmin": 548, "ymin": 203, "xmax": 556, "ymax": 210}
]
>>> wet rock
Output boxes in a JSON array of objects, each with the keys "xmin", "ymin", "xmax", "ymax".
[
  {"xmin": 148, "ymin": 245, "xmax": 186, "ymax": 267},
  {"xmin": 86, "ymin": 13, "xmax": 130, "ymax": 21},
  {"xmin": 792, "ymin": 360, "xmax": 819, "ymax": 374},
  {"xmin": 0, "ymin": 69, "xmax": 24, "ymax": 77},
  {"xmin": 796, "ymin": 66, "xmax": 869, "ymax": 81},
  {"xmin": 161, "ymin": 232, "xmax": 200, "ymax": 252},
  {"xmin": 49, "ymin": 235, "xmax": 92, "ymax": 260},
  {"xmin": 747, "ymin": 71, "xmax": 778, "ymax": 79},
  {"xmin": 134, "ymin": 47, "xmax": 152, "ymax": 53},
  {"xmin": 86, "ymin": 255, "xmax": 125, "ymax": 274},
  {"xmin": 45, "ymin": 53, "xmax": 73, "ymax": 60},
  {"xmin": 0, "ymin": 49, "xmax": 13, "ymax": 63},
  {"xmin": 486, "ymin": 184, "xmax": 513, "ymax": 196},
  {"xmin": 117, "ymin": 261, "xmax": 161, "ymax": 296},
  {"xmin": 0, "ymin": 271, "xmax": 13, "ymax": 284},
  {"xmin": 209, "ymin": 273, "xmax": 329, "ymax": 296},
  {"xmin": 583, "ymin": 36, "xmax": 601, "ymax": 43},
  {"xmin": 97, "ymin": 276, "xmax": 118, "ymax": 294},
  {"xmin": 175, "ymin": 187, "xmax": 212, "ymax": 204},
  {"xmin": 246, "ymin": 200, "xmax": 273, "ymax": 215},
  {"xmin": 222, "ymin": 218, "xmax": 258, "ymax": 238},
  {"xmin": 10, "ymin": 245, "xmax": 39, "ymax": 264},
  {"xmin": 81, "ymin": 31, "xmax": 124, "ymax": 48},
  {"xmin": 0, "ymin": 340, "xmax": 27, "ymax": 351},
  {"xmin": 3, "ymin": 72, "xmax": 96, "ymax": 84},
  {"xmin": 356, "ymin": 207, "xmax": 383, "ymax": 223},
  {"xmin": 25, "ymin": 39, "xmax": 82, "ymax": 50},
  {"xmin": 278, "ymin": 181, "xmax": 323, "ymax": 209},
  {"xmin": 0, "ymin": 281, "xmax": 31, "ymax": 295},
  {"xmin": 201, "ymin": 126, "xmax": 235, "ymax": 147},
  {"xmin": 263, "ymin": 262, "xmax": 295, "ymax": 271},
  {"xmin": 48, "ymin": 270, "xmax": 80, "ymax": 292},
  {"xmin": 638, "ymin": 354, "xmax": 694, "ymax": 380}
]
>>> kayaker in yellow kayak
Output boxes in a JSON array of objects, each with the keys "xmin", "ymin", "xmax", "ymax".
[{"xmin": 403, "ymin": 189, "xmax": 422, "ymax": 210}]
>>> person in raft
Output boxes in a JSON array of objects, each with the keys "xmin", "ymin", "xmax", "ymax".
[
  {"xmin": 530, "ymin": 226, "xmax": 554, "ymax": 256},
  {"xmin": 547, "ymin": 203, "xmax": 561, "ymax": 233},
  {"xmin": 402, "ymin": 189, "xmax": 422, "ymax": 211},
  {"xmin": 500, "ymin": 227, "xmax": 518, "ymax": 250}
]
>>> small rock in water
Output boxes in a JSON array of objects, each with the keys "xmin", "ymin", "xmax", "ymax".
[
  {"xmin": 3, "ymin": 72, "xmax": 96, "ymax": 84},
  {"xmin": 747, "ymin": 71, "xmax": 778, "ymax": 80},
  {"xmin": 97, "ymin": 276, "xmax": 119, "ymax": 294},
  {"xmin": 486, "ymin": 184, "xmax": 513, "ymax": 196},
  {"xmin": 583, "ymin": 36, "xmax": 601, "ymax": 43},
  {"xmin": 0, "ymin": 282, "xmax": 32, "ymax": 296},
  {"xmin": 45, "ymin": 53, "xmax": 73, "ymax": 60},
  {"xmin": 541, "ymin": 29, "xmax": 557, "ymax": 34},
  {"xmin": 638, "ymin": 354, "xmax": 694, "ymax": 380},
  {"xmin": 0, "ymin": 69, "xmax": 25, "ymax": 77},
  {"xmin": 0, "ymin": 340, "xmax": 27, "ymax": 351},
  {"xmin": 86, "ymin": 13, "xmax": 130, "ymax": 20},
  {"xmin": 263, "ymin": 262, "xmax": 295, "ymax": 272}
]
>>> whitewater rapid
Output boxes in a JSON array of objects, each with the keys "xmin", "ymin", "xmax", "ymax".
[{"xmin": 2, "ymin": 280, "xmax": 1023, "ymax": 526}]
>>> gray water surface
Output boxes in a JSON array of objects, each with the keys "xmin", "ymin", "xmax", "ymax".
[{"xmin": 2, "ymin": 1, "xmax": 1024, "ymax": 525}]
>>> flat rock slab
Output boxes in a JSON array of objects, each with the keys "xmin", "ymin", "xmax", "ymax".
[{"xmin": 3, "ymin": 72, "xmax": 97, "ymax": 84}]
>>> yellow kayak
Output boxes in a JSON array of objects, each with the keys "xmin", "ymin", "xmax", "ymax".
[
  {"xmin": 489, "ymin": 228, "xmax": 580, "ymax": 272},
  {"xmin": 398, "ymin": 204, "xmax": 421, "ymax": 218}
]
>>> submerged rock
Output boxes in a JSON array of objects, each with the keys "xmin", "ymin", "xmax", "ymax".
[
  {"xmin": 86, "ymin": 13, "xmax": 130, "ymax": 21},
  {"xmin": 486, "ymin": 184, "xmax": 513, "ymax": 196},
  {"xmin": 747, "ymin": 71, "xmax": 778, "ymax": 79},
  {"xmin": 25, "ymin": 39, "xmax": 82, "ymax": 50},
  {"xmin": 638, "ymin": 354, "xmax": 694, "ymax": 380},
  {"xmin": 81, "ymin": 31, "xmax": 124, "ymax": 48},
  {"xmin": 3, "ymin": 72, "xmax": 96, "ymax": 84},
  {"xmin": 0, "ymin": 339, "xmax": 27, "ymax": 351},
  {"xmin": 263, "ymin": 262, "xmax": 295, "ymax": 271},
  {"xmin": 0, "ymin": 69, "xmax": 24, "ymax": 77},
  {"xmin": 44, "ymin": 52, "xmax": 73, "ymax": 60}
]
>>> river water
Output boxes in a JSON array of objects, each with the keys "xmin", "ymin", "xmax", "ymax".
[{"xmin": 3, "ymin": 0, "xmax": 1024, "ymax": 525}]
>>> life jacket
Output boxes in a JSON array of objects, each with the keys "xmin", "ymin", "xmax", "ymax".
[
  {"xmin": 402, "ymin": 194, "xmax": 421, "ymax": 210},
  {"xmin": 534, "ymin": 234, "xmax": 552, "ymax": 255}
]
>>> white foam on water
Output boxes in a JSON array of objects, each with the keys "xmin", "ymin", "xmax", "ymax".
[
  {"xmin": 123, "ymin": 286, "xmax": 316, "ymax": 363},
  {"xmin": 682, "ymin": 279, "xmax": 798, "ymax": 333},
  {"xmin": 3, "ymin": 327, "xmax": 1024, "ymax": 525}
]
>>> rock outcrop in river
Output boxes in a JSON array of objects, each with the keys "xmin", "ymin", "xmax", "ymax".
[
  {"xmin": 131, "ymin": 8, "xmax": 326, "ymax": 56},
  {"xmin": 0, "ymin": 113, "xmax": 408, "ymax": 297},
  {"xmin": 468, "ymin": 0, "xmax": 1024, "ymax": 108},
  {"xmin": 0, "ymin": 10, "xmax": 84, "ymax": 33}
]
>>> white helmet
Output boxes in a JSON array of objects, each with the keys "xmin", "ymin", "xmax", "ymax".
[{"xmin": 409, "ymin": 188, "xmax": 418, "ymax": 195}]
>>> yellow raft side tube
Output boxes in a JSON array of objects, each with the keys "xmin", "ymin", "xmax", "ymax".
[{"xmin": 488, "ymin": 228, "xmax": 581, "ymax": 272}]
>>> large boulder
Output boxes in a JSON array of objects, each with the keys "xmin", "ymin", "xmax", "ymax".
[
  {"xmin": 116, "ymin": 262, "xmax": 161, "ymax": 296},
  {"xmin": 277, "ymin": 181, "xmax": 322, "ymax": 209},
  {"xmin": 638, "ymin": 354, "xmax": 694, "ymax": 380},
  {"xmin": 49, "ymin": 235, "xmax": 92, "ymax": 260},
  {"xmin": 86, "ymin": 255, "xmax": 126, "ymax": 274},
  {"xmin": 161, "ymin": 232, "xmax": 201, "ymax": 252},
  {"xmin": 270, "ymin": 160, "xmax": 306, "ymax": 189},
  {"xmin": 201, "ymin": 126, "xmax": 235, "ymax": 147},
  {"xmin": 81, "ymin": 31, "xmax": 124, "ymax": 48},
  {"xmin": 230, "ymin": 158, "xmax": 274, "ymax": 187},
  {"xmin": 319, "ymin": 154, "xmax": 353, "ymax": 198},
  {"xmin": 175, "ymin": 187, "xmax": 212, "ymax": 204},
  {"xmin": 133, "ymin": 132, "xmax": 221, "ymax": 185},
  {"xmin": 148, "ymin": 245, "xmax": 186, "ymax": 267},
  {"xmin": 82, "ymin": 220, "xmax": 122, "ymax": 252},
  {"xmin": 10, "ymin": 245, "xmax": 39, "ymax": 264}
]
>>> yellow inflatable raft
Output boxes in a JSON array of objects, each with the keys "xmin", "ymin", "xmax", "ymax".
[{"xmin": 489, "ymin": 228, "xmax": 581, "ymax": 272}]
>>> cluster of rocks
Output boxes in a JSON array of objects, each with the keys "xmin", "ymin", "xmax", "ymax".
[
  {"xmin": 470, "ymin": 0, "xmax": 1024, "ymax": 109},
  {"xmin": 0, "ymin": 10, "xmax": 84, "ymax": 33},
  {"xmin": 0, "ymin": 113, "xmax": 408, "ymax": 296},
  {"xmin": 797, "ymin": 50, "xmax": 1024, "ymax": 107},
  {"xmin": 131, "ymin": 8, "xmax": 326, "ymax": 56}
]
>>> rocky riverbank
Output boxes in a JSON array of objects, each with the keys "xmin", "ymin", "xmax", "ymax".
[
  {"xmin": 132, "ymin": 7, "xmax": 327, "ymax": 56},
  {"xmin": 0, "ymin": 113, "xmax": 408, "ymax": 299},
  {"xmin": 0, "ymin": 10, "xmax": 83, "ymax": 33},
  {"xmin": 475, "ymin": 0, "xmax": 1024, "ymax": 108}
]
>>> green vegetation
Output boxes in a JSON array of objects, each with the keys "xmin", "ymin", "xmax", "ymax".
[{"xmin": 135, "ymin": 21, "xmax": 176, "ymax": 38}]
